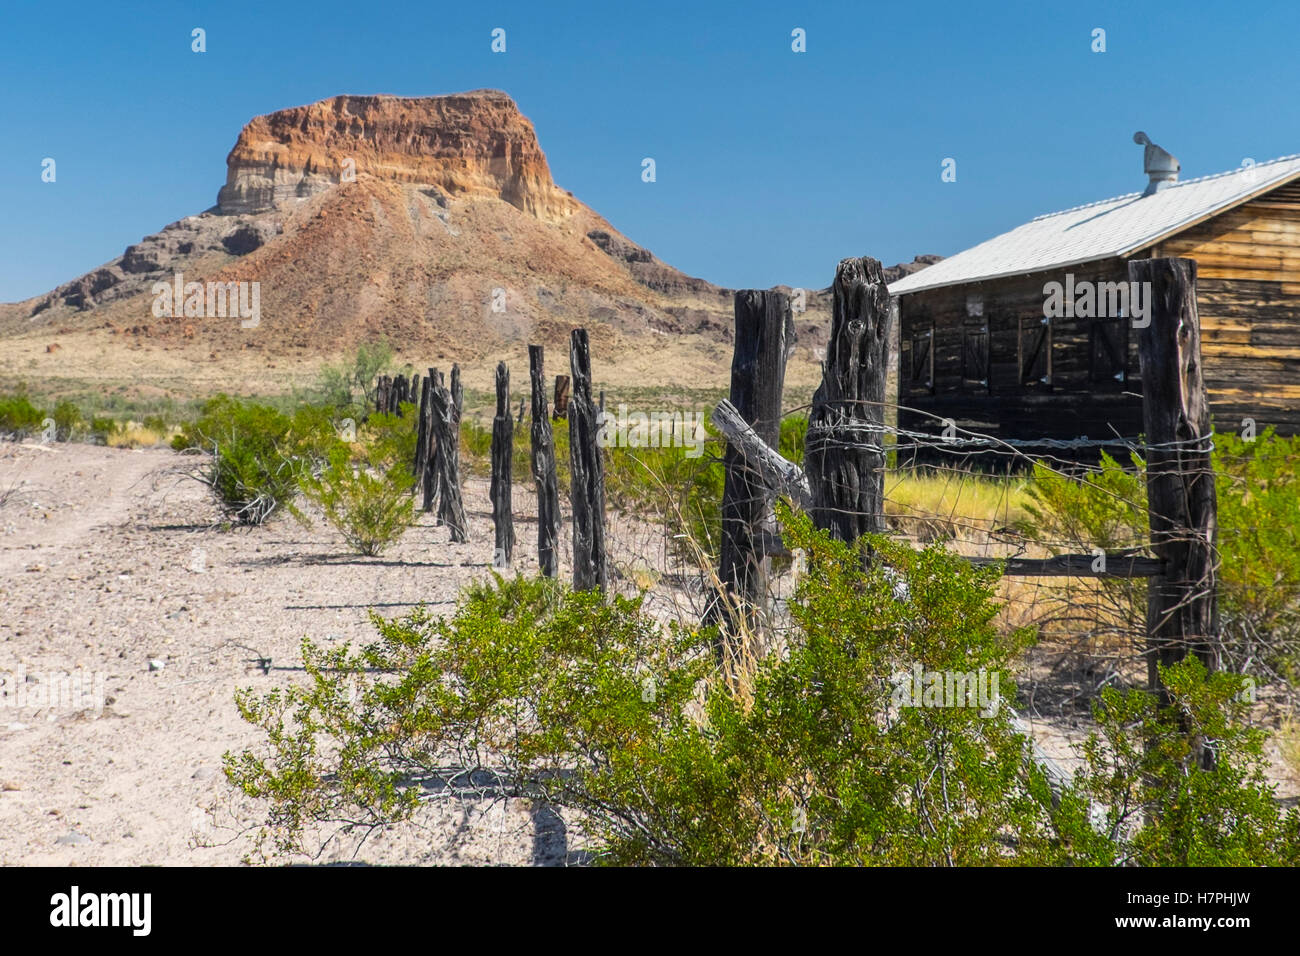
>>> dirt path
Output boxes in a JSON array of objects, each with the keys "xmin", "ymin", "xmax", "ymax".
[{"xmin": 0, "ymin": 440, "xmax": 580, "ymax": 865}]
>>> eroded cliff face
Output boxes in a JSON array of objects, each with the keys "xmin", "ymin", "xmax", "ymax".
[{"xmin": 216, "ymin": 90, "xmax": 581, "ymax": 222}]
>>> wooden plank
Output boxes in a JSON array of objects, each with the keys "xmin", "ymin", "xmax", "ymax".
[{"xmin": 966, "ymin": 554, "xmax": 1163, "ymax": 577}]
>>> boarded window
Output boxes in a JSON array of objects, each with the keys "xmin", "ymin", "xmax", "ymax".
[
  {"xmin": 1019, "ymin": 316, "xmax": 1051, "ymax": 388},
  {"xmin": 1089, "ymin": 315, "xmax": 1128, "ymax": 384},
  {"xmin": 910, "ymin": 329, "xmax": 934, "ymax": 394},
  {"xmin": 961, "ymin": 324, "xmax": 989, "ymax": 391}
]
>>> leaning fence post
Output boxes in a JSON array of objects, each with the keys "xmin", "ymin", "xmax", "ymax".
[
  {"xmin": 568, "ymin": 329, "xmax": 606, "ymax": 591},
  {"xmin": 805, "ymin": 256, "xmax": 893, "ymax": 543},
  {"xmin": 1130, "ymin": 257, "xmax": 1219, "ymax": 713},
  {"xmin": 490, "ymin": 362, "xmax": 515, "ymax": 568},
  {"xmin": 529, "ymin": 345, "xmax": 561, "ymax": 578},
  {"xmin": 713, "ymin": 290, "xmax": 796, "ymax": 639}
]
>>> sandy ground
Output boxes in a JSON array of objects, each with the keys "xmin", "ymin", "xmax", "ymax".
[{"xmin": 0, "ymin": 439, "xmax": 595, "ymax": 865}]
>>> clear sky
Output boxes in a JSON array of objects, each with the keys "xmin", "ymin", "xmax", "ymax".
[{"xmin": 2, "ymin": 0, "xmax": 1298, "ymax": 303}]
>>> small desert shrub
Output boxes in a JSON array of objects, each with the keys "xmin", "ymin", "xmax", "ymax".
[
  {"xmin": 0, "ymin": 394, "xmax": 44, "ymax": 437},
  {"xmin": 174, "ymin": 396, "xmax": 328, "ymax": 525},
  {"xmin": 1079, "ymin": 657, "xmax": 1300, "ymax": 866},
  {"xmin": 1025, "ymin": 433, "xmax": 1300, "ymax": 677},
  {"xmin": 309, "ymin": 342, "xmax": 398, "ymax": 412},
  {"xmin": 298, "ymin": 412, "xmax": 416, "ymax": 555},
  {"xmin": 51, "ymin": 400, "xmax": 84, "ymax": 440}
]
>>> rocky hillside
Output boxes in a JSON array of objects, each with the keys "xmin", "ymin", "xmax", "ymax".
[{"xmin": 0, "ymin": 90, "xmax": 934, "ymax": 393}]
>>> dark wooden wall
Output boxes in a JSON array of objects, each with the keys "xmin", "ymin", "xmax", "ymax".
[
  {"xmin": 897, "ymin": 180, "xmax": 1300, "ymax": 454},
  {"xmin": 896, "ymin": 258, "xmax": 1144, "ymax": 458}
]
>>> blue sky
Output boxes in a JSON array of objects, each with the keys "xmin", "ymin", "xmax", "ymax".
[{"xmin": 3, "ymin": 0, "xmax": 1298, "ymax": 303}]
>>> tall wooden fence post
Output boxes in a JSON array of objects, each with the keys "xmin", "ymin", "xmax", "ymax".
[
  {"xmin": 713, "ymin": 290, "xmax": 796, "ymax": 640},
  {"xmin": 805, "ymin": 256, "xmax": 893, "ymax": 544},
  {"xmin": 1130, "ymin": 257, "xmax": 1219, "ymax": 716},
  {"xmin": 413, "ymin": 373, "xmax": 432, "ymax": 494},
  {"xmin": 490, "ymin": 362, "xmax": 515, "ymax": 568},
  {"xmin": 436, "ymin": 365, "xmax": 464, "ymax": 531},
  {"xmin": 428, "ymin": 369, "xmax": 449, "ymax": 515},
  {"xmin": 529, "ymin": 345, "xmax": 561, "ymax": 578},
  {"xmin": 568, "ymin": 329, "xmax": 606, "ymax": 591},
  {"xmin": 430, "ymin": 372, "xmax": 467, "ymax": 542}
]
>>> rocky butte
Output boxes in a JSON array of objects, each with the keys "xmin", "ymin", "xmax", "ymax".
[
  {"xmin": 0, "ymin": 89, "xmax": 934, "ymax": 389},
  {"xmin": 216, "ymin": 91, "xmax": 581, "ymax": 223}
]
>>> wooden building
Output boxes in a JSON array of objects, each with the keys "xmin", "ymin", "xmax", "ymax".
[{"xmin": 888, "ymin": 135, "xmax": 1300, "ymax": 458}]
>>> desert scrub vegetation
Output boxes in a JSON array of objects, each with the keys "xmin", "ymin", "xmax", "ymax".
[
  {"xmin": 1024, "ymin": 430, "xmax": 1300, "ymax": 681},
  {"xmin": 225, "ymin": 504, "xmax": 1300, "ymax": 865},
  {"xmin": 173, "ymin": 396, "xmax": 335, "ymax": 525},
  {"xmin": 297, "ymin": 410, "xmax": 418, "ymax": 556}
]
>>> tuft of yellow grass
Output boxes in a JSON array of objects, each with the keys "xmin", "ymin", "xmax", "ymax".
[
  {"xmin": 885, "ymin": 471, "xmax": 1034, "ymax": 541},
  {"xmin": 106, "ymin": 424, "xmax": 165, "ymax": 448},
  {"xmin": 1278, "ymin": 718, "xmax": 1300, "ymax": 784}
]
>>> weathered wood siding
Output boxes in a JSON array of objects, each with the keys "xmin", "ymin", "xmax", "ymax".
[
  {"xmin": 897, "ymin": 177, "xmax": 1300, "ymax": 452},
  {"xmin": 1153, "ymin": 184, "xmax": 1300, "ymax": 435},
  {"xmin": 896, "ymin": 258, "xmax": 1144, "ymax": 455}
]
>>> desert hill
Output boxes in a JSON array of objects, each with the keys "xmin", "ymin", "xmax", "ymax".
[{"xmin": 0, "ymin": 90, "xmax": 933, "ymax": 397}]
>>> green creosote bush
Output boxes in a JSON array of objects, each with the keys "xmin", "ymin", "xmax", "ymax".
[
  {"xmin": 0, "ymin": 393, "xmax": 45, "ymax": 437},
  {"xmin": 1079, "ymin": 656, "xmax": 1300, "ymax": 866},
  {"xmin": 1025, "ymin": 431, "xmax": 1300, "ymax": 677},
  {"xmin": 225, "ymin": 504, "xmax": 1111, "ymax": 865},
  {"xmin": 296, "ymin": 410, "xmax": 417, "ymax": 556},
  {"xmin": 309, "ymin": 341, "xmax": 399, "ymax": 413},
  {"xmin": 173, "ymin": 396, "xmax": 332, "ymax": 526}
]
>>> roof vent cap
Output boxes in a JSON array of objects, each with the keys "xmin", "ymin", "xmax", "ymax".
[{"xmin": 1134, "ymin": 131, "xmax": 1180, "ymax": 196}]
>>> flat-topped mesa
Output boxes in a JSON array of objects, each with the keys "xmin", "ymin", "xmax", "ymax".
[{"xmin": 216, "ymin": 90, "xmax": 580, "ymax": 221}]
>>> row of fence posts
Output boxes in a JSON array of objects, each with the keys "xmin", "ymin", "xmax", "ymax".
[
  {"xmin": 710, "ymin": 255, "xmax": 1218, "ymax": 749},
  {"xmin": 378, "ymin": 329, "xmax": 608, "ymax": 590},
  {"xmin": 376, "ymin": 255, "xmax": 1217, "ymax": 739}
]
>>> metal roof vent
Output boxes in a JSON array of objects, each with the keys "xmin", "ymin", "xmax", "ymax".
[{"xmin": 1134, "ymin": 131, "xmax": 1180, "ymax": 196}]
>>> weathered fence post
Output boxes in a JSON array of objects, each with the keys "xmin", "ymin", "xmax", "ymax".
[
  {"xmin": 428, "ymin": 369, "xmax": 449, "ymax": 515},
  {"xmin": 553, "ymin": 374, "xmax": 571, "ymax": 422},
  {"xmin": 491, "ymin": 362, "xmax": 515, "ymax": 568},
  {"xmin": 805, "ymin": 256, "xmax": 893, "ymax": 543},
  {"xmin": 568, "ymin": 329, "xmax": 606, "ymax": 591},
  {"xmin": 529, "ymin": 345, "xmax": 561, "ymax": 578},
  {"xmin": 713, "ymin": 290, "xmax": 796, "ymax": 639},
  {"xmin": 429, "ymin": 373, "xmax": 467, "ymax": 542},
  {"xmin": 436, "ymin": 365, "xmax": 464, "ymax": 530},
  {"xmin": 413, "ymin": 373, "xmax": 432, "ymax": 493},
  {"xmin": 1130, "ymin": 257, "xmax": 1219, "ymax": 716}
]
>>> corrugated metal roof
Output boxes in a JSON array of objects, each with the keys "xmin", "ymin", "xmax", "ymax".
[{"xmin": 888, "ymin": 154, "xmax": 1300, "ymax": 295}]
